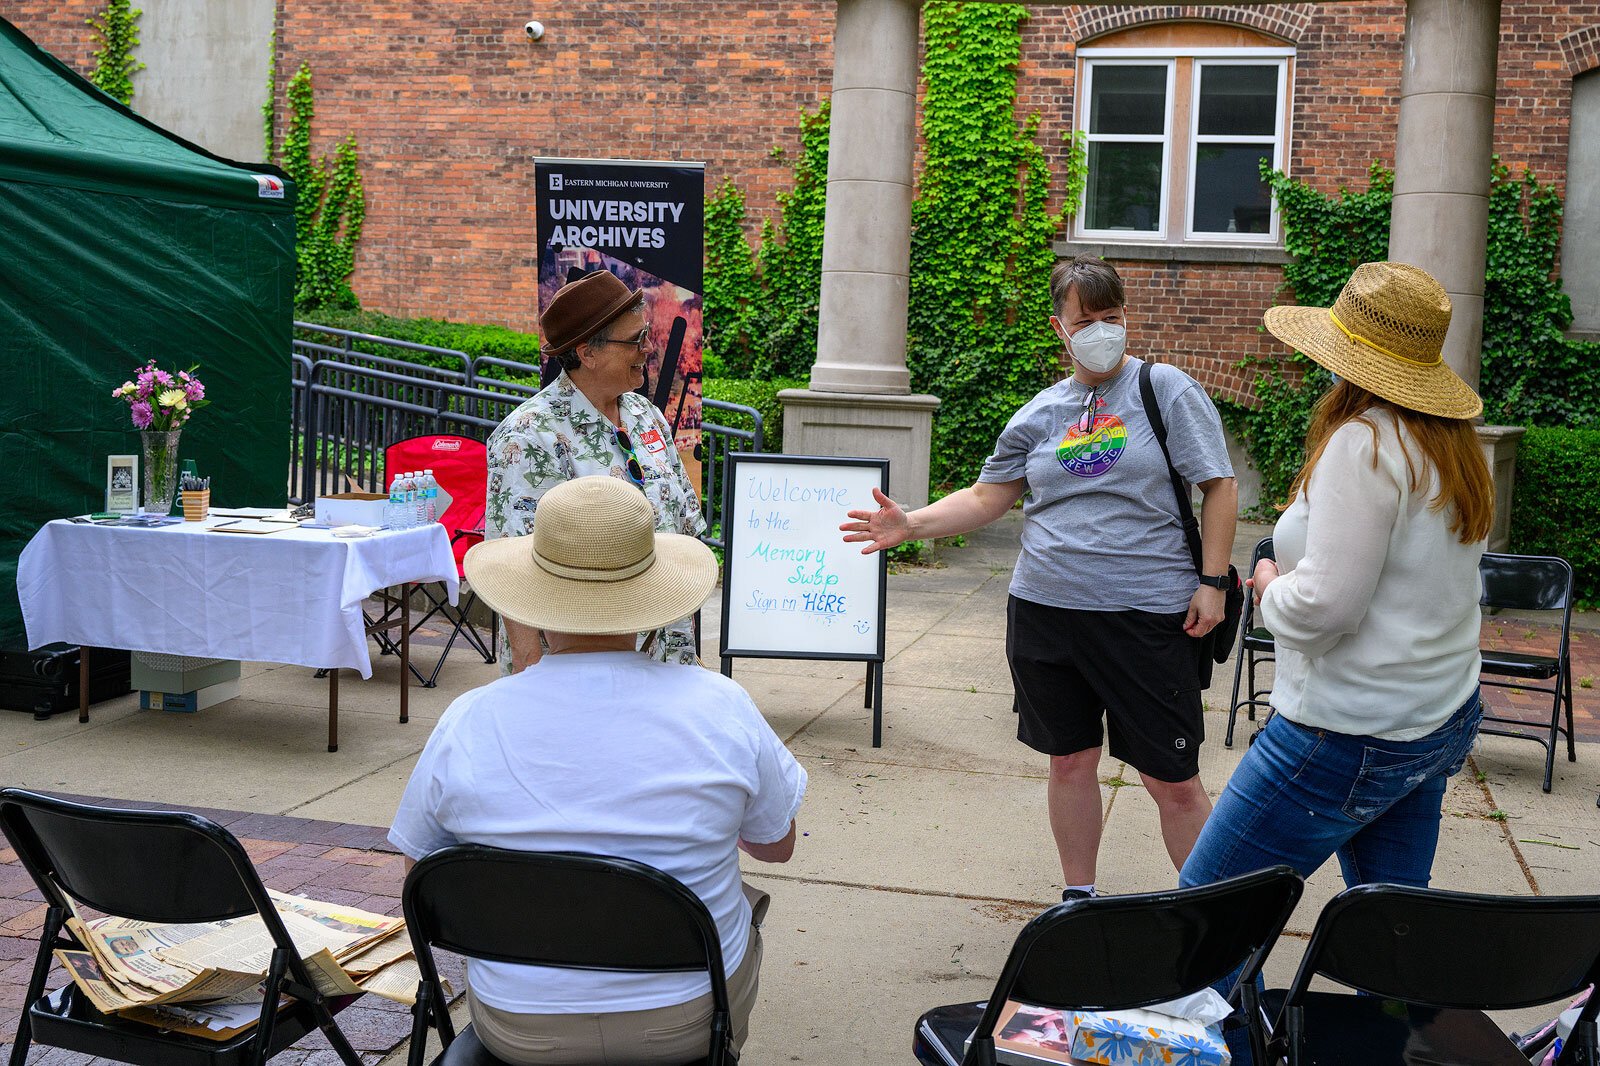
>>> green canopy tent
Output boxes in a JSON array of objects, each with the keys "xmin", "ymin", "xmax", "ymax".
[{"xmin": 0, "ymin": 14, "xmax": 295, "ymax": 651}]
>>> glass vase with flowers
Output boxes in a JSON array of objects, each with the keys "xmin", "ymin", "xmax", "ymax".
[{"xmin": 112, "ymin": 362, "xmax": 208, "ymax": 515}]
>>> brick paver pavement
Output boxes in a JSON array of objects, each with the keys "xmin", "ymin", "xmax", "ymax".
[
  {"xmin": 1479, "ymin": 617, "xmax": 1600, "ymax": 742},
  {"xmin": 0, "ymin": 796, "xmax": 463, "ymax": 1065}
]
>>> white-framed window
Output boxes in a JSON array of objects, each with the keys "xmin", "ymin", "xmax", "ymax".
[
  {"xmin": 1080, "ymin": 59, "xmax": 1175, "ymax": 238},
  {"xmin": 1076, "ymin": 45, "xmax": 1293, "ymax": 245}
]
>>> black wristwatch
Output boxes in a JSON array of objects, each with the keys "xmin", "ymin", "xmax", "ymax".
[{"xmin": 1197, "ymin": 573, "xmax": 1231, "ymax": 589}]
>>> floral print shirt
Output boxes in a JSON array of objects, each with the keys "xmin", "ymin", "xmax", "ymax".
[{"xmin": 486, "ymin": 370, "xmax": 707, "ymax": 666}]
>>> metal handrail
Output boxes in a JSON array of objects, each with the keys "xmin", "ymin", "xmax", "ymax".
[
  {"xmin": 290, "ymin": 327, "xmax": 768, "ymax": 553},
  {"xmin": 293, "ymin": 321, "xmax": 473, "ymax": 372}
]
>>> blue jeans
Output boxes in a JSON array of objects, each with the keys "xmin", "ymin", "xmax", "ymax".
[{"xmin": 1179, "ymin": 690, "xmax": 1483, "ymax": 1064}]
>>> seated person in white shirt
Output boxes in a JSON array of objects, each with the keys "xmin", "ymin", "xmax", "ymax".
[{"xmin": 389, "ymin": 476, "xmax": 807, "ymax": 1066}]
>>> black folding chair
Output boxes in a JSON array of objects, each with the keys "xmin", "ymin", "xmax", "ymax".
[
  {"xmin": 1478, "ymin": 552, "xmax": 1577, "ymax": 792},
  {"xmin": 0, "ymin": 788, "xmax": 363, "ymax": 1066},
  {"xmin": 1225, "ymin": 536, "xmax": 1276, "ymax": 748},
  {"xmin": 912, "ymin": 866, "xmax": 1304, "ymax": 1066},
  {"xmin": 403, "ymin": 845, "xmax": 737, "ymax": 1066},
  {"xmin": 1266, "ymin": 883, "xmax": 1600, "ymax": 1066}
]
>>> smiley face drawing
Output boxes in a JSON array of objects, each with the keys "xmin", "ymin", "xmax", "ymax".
[{"xmin": 1056, "ymin": 413, "xmax": 1127, "ymax": 477}]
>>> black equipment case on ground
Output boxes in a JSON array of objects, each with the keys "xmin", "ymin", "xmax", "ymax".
[{"xmin": 0, "ymin": 645, "xmax": 130, "ymax": 719}]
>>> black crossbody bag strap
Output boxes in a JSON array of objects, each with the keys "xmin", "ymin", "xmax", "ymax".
[{"xmin": 1138, "ymin": 360, "xmax": 1205, "ymax": 575}]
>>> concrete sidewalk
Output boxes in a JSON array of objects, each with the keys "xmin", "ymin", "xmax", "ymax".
[{"xmin": 0, "ymin": 513, "xmax": 1595, "ymax": 1062}]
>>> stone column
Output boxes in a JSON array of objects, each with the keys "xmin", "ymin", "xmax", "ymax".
[
  {"xmin": 782, "ymin": 0, "xmax": 940, "ymax": 508},
  {"xmin": 1387, "ymin": 0, "xmax": 1501, "ymax": 389},
  {"xmin": 810, "ymin": 0, "xmax": 918, "ymax": 394},
  {"xmin": 1390, "ymin": 0, "xmax": 1522, "ymax": 544},
  {"xmin": 1476, "ymin": 425, "xmax": 1524, "ymax": 553}
]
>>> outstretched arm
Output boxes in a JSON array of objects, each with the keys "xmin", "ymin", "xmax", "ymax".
[{"xmin": 840, "ymin": 479, "xmax": 1027, "ymax": 555}]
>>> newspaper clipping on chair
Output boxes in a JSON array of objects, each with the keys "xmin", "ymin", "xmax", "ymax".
[{"xmin": 54, "ymin": 890, "xmax": 433, "ymax": 1041}]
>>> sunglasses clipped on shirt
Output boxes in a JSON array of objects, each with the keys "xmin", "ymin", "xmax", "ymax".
[
  {"xmin": 1077, "ymin": 385, "xmax": 1101, "ymax": 434},
  {"xmin": 612, "ymin": 427, "xmax": 647, "ymax": 488}
]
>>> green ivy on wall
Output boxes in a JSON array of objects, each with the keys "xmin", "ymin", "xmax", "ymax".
[
  {"xmin": 279, "ymin": 63, "xmax": 366, "ymax": 311},
  {"xmin": 909, "ymin": 1, "xmax": 1085, "ymax": 491},
  {"xmin": 1481, "ymin": 161, "xmax": 1600, "ymax": 427},
  {"xmin": 1222, "ymin": 158, "xmax": 1600, "ymax": 515},
  {"xmin": 703, "ymin": 178, "xmax": 759, "ymax": 378},
  {"xmin": 87, "ymin": 0, "xmax": 144, "ymax": 106},
  {"xmin": 261, "ymin": 28, "xmax": 277, "ymax": 160},
  {"xmin": 701, "ymin": 103, "xmax": 831, "ymax": 382},
  {"xmin": 1216, "ymin": 161, "xmax": 1391, "ymax": 513},
  {"xmin": 701, "ymin": 4, "xmax": 1084, "ymax": 494}
]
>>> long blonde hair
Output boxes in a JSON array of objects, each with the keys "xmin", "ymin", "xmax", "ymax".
[{"xmin": 1286, "ymin": 380, "xmax": 1493, "ymax": 544}]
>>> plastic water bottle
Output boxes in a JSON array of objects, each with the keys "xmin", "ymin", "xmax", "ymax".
[
  {"xmin": 414, "ymin": 471, "xmax": 431, "ymax": 527},
  {"xmin": 385, "ymin": 474, "xmax": 405, "ymax": 529},
  {"xmin": 421, "ymin": 469, "xmax": 439, "ymax": 524},
  {"xmin": 399, "ymin": 472, "xmax": 418, "ymax": 529}
]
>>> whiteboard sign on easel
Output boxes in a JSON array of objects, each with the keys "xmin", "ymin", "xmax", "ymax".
[{"xmin": 719, "ymin": 454, "xmax": 889, "ymax": 744}]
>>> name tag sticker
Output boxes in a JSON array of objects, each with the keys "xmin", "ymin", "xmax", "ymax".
[{"xmin": 639, "ymin": 427, "xmax": 669, "ymax": 456}]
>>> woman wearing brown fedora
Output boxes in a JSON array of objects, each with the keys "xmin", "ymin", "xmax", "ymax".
[
  {"xmin": 1181, "ymin": 262, "xmax": 1493, "ymax": 910},
  {"xmin": 485, "ymin": 270, "xmax": 706, "ymax": 670}
]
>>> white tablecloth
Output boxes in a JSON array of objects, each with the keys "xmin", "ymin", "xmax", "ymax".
[{"xmin": 17, "ymin": 520, "xmax": 459, "ymax": 678}]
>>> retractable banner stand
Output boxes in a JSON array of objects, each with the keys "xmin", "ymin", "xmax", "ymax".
[{"xmin": 534, "ymin": 158, "xmax": 705, "ymax": 488}]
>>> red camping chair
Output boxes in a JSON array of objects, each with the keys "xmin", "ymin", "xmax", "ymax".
[{"xmin": 382, "ymin": 435, "xmax": 497, "ymax": 687}]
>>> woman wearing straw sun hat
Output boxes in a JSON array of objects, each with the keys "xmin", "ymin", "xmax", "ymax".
[
  {"xmin": 1180, "ymin": 261, "xmax": 1493, "ymax": 911},
  {"xmin": 390, "ymin": 477, "xmax": 806, "ymax": 1064}
]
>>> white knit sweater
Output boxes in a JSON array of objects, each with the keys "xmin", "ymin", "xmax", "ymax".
[{"xmin": 1261, "ymin": 409, "xmax": 1485, "ymax": 741}]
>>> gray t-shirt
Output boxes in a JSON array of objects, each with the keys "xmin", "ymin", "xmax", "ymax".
[{"xmin": 978, "ymin": 357, "xmax": 1233, "ymax": 614}]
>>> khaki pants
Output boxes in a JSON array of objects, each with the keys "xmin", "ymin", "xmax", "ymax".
[{"xmin": 465, "ymin": 887, "xmax": 769, "ymax": 1065}]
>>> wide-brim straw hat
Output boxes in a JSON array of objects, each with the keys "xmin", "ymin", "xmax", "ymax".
[
  {"xmin": 539, "ymin": 270, "xmax": 643, "ymax": 357},
  {"xmin": 464, "ymin": 476, "xmax": 716, "ymax": 635},
  {"xmin": 1262, "ymin": 261, "xmax": 1483, "ymax": 420}
]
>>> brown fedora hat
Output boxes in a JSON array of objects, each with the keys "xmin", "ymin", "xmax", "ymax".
[{"xmin": 539, "ymin": 271, "xmax": 643, "ymax": 357}]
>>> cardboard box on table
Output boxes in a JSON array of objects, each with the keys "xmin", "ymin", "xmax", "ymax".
[{"xmin": 314, "ymin": 493, "xmax": 387, "ymax": 527}]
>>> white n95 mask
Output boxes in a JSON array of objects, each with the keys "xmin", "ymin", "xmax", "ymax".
[{"xmin": 1066, "ymin": 320, "xmax": 1127, "ymax": 374}]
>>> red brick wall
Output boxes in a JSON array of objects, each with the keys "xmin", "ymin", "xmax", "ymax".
[
  {"xmin": 9, "ymin": 1, "xmax": 1600, "ymax": 398},
  {"xmin": 11, "ymin": 3, "xmax": 100, "ymax": 72},
  {"xmin": 266, "ymin": 0, "xmax": 835, "ymax": 334}
]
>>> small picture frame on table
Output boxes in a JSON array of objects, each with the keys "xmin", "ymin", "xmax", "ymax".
[{"xmin": 106, "ymin": 454, "xmax": 138, "ymax": 513}]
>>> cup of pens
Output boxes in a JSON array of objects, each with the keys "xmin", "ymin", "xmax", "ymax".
[{"xmin": 180, "ymin": 473, "xmax": 211, "ymax": 522}]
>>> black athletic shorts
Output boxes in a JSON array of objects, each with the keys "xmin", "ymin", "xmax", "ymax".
[{"xmin": 1005, "ymin": 594, "xmax": 1204, "ymax": 782}]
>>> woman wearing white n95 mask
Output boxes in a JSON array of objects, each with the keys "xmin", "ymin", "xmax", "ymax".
[{"xmin": 841, "ymin": 254, "xmax": 1238, "ymax": 901}]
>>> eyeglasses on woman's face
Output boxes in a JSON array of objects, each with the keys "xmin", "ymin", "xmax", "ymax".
[{"xmin": 596, "ymin": 326, "xmax": 651, "ymax": 352}]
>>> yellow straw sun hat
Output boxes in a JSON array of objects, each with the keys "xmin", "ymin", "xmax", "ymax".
[
  {"xmin": 1262, "ymin": 261, "xmax": 1483, "ymax": 420},
  {"xmin": 463, "ymin": 476, "xmax": 716, "ymax": 635}
]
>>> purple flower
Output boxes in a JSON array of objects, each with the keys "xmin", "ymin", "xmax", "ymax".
[
  {"xmin": 153, "ymin": 369, "xmax": 174, "ymax": 387},
  {"xmin": 130, "ymin": 401, "xmax": 153, "ymax": 429},
  {"xmin": 184, "ymin": 379, "xmax": 205, "ymax": 402}
]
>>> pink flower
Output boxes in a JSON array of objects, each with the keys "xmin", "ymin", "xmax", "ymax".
[
  {"xmin": 153, "ymin": 369, "xmax": 174, "ymax": 387},
  {"xmin": 184, "ymin": 379, "xmax": 205, "ymax": 402},
  {"xmin": 130, "ymin": 401, "xmax": 154, "ymax": 429}
]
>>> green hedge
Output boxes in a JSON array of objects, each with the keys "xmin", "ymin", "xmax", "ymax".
[
  {"xmin": 1509, "ymin": 426, "xmax": 1600, "ymax": 605},
  {"xmin": 296, "ymin": 309, "xmax": 542, "ymax": 377},
  {"xmin": 702, "ymin": 377, "xmax": 805, "ymax": 452}
]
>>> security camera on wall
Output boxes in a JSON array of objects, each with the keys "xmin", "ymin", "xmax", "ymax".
[{"xmin": 525, "ymin": 20, "xmax": 545, "ymax": 40}]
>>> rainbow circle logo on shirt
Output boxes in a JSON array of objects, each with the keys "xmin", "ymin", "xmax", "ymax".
[{"xmin": 1057, "ymin": 413, "xmax": 1127, "ymax": 477}]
